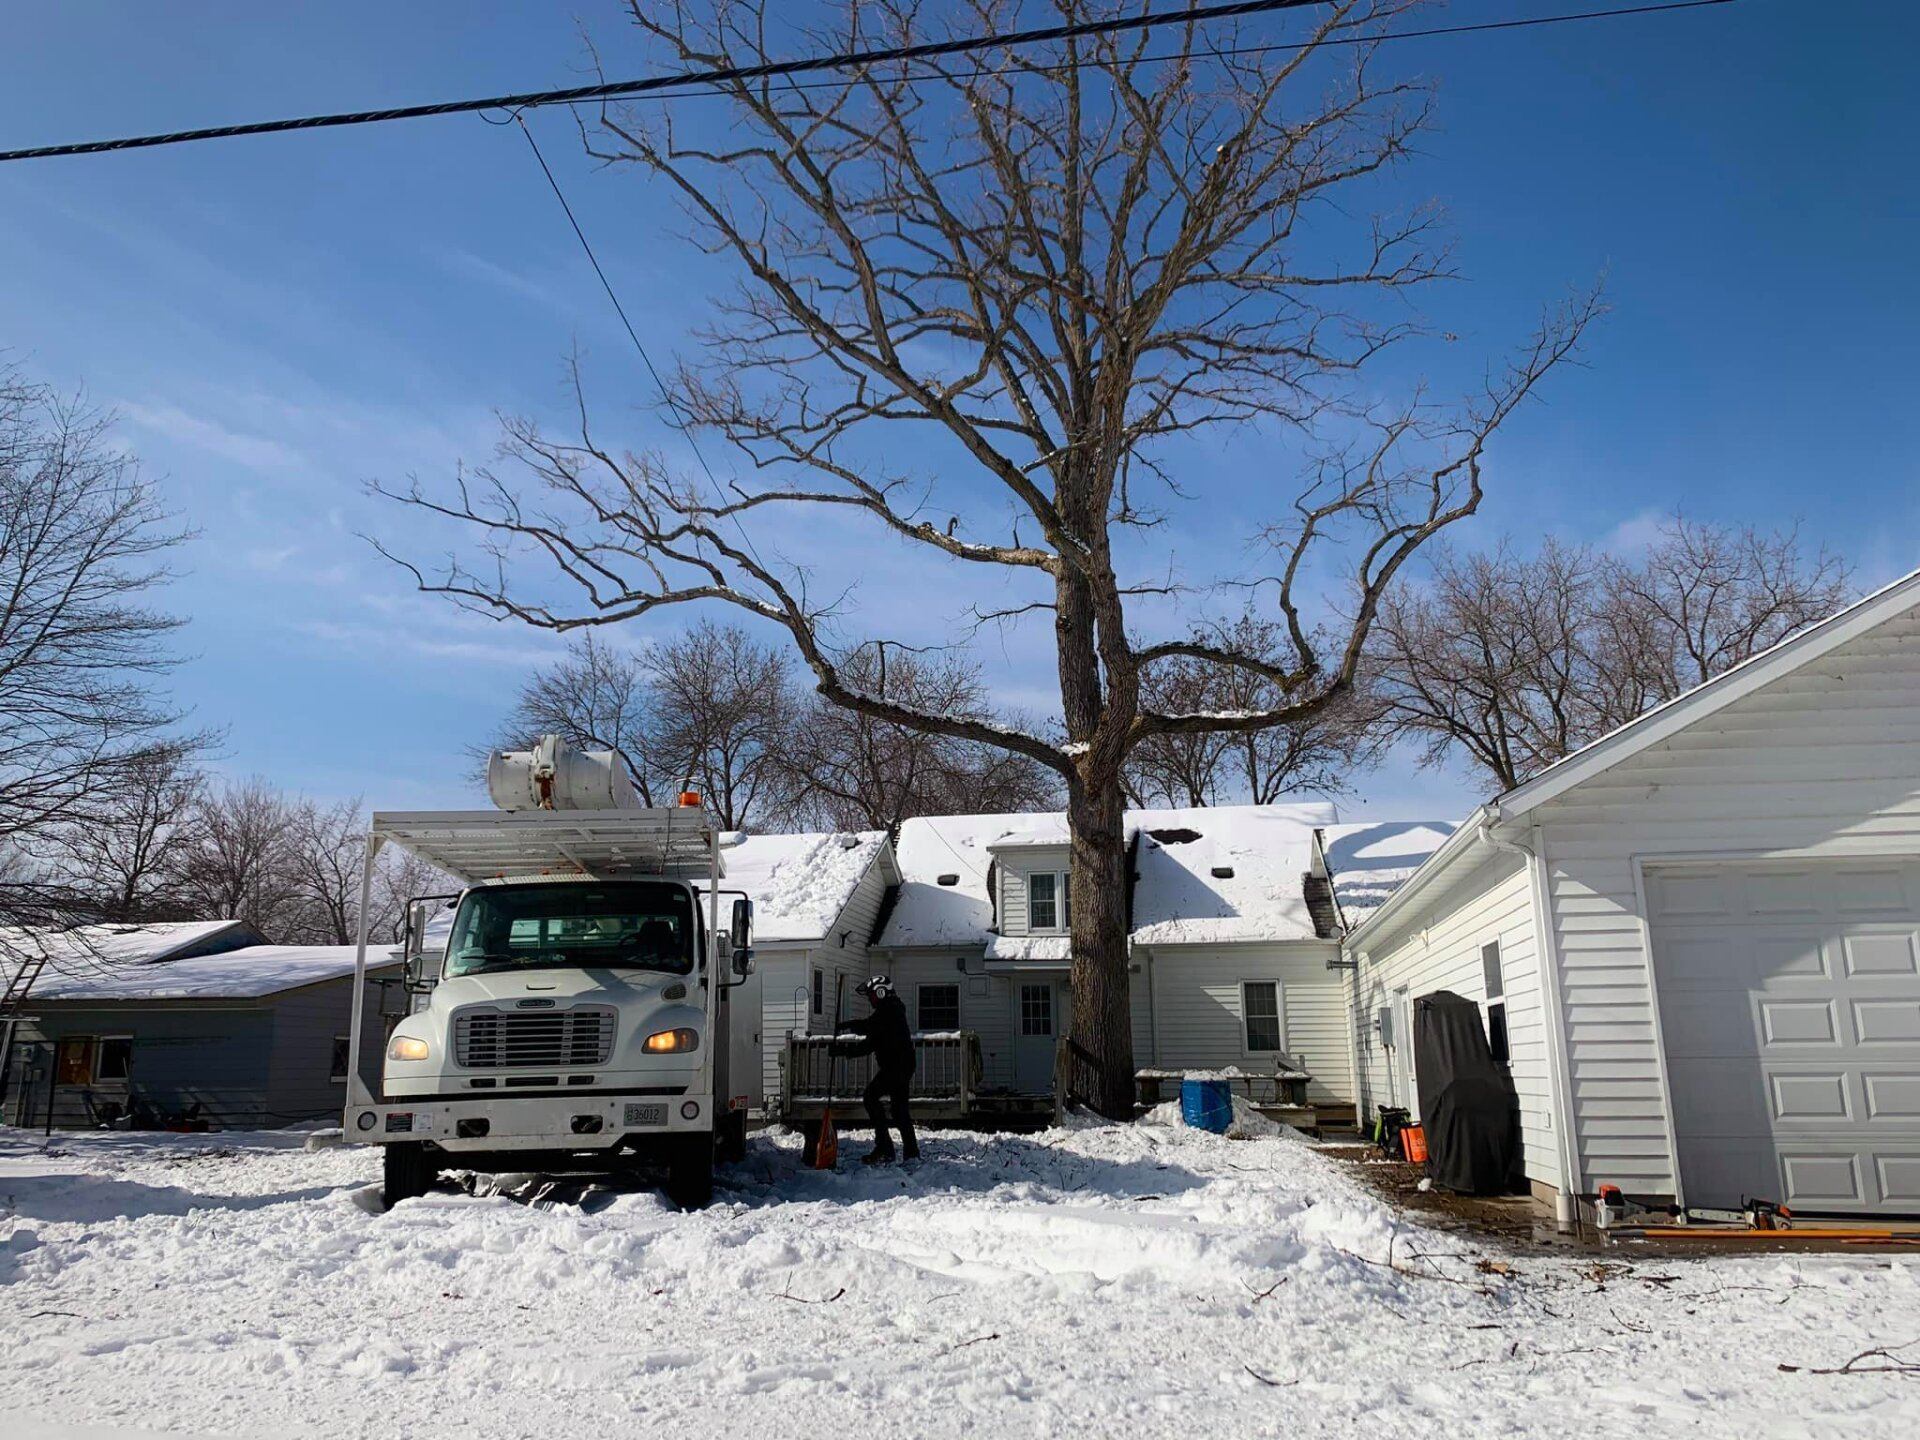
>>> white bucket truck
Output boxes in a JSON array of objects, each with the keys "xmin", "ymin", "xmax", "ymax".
[{"xmin": 341, "ymin": 737, "xmax": 760, "ymax": 1208}]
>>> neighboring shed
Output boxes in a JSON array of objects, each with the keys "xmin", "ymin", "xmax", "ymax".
[
  {"xmin": 696, "ymin": 829, "xmax": 900, "ymax": 1112},
  {"xmin": 4, "ymin": 943, "xmax": 401, "ymax": 1130},
  {"xmin": 1343, "ymin": 568, "xmax": 1920, "ymax": 1219}
]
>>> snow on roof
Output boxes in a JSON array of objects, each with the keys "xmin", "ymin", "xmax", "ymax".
[
  {"xmin": 0, "ymin": 919, "xmax": 251, "ymax": 973},
  {"xmin": 1130, "ymin": 803, "xmax": 1335, "ymax": 946},
  {"xmin": 698, "ymin": 830, "xmax": 891, "ymax": 945},
  {"xmin": 1321, "ymin": 821, "xmax": 1460, "ymax": 924},
  {"xmin": 883, "ymin": 801, "xmax": 1341, "ymax": 950},
  {"xmin": 29, "ymin": 944, "xmax": 395, "ymax": 1003}
]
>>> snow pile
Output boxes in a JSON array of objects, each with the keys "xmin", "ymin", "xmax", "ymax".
[
  {"xmin": 1141, "ymin": 1094, "xmax": 1286, "ymax": 1140},
  {"xmin": 702, "ymin": 831, "xmax": 889, "ymax": 943},
  {"xmin": 1322, "ymin": 820, "xmax": 1459, "ymax": 925},
  {"xmin": 5, "ymin": 1125, "xmax": 1917, "ymax": 1438}
]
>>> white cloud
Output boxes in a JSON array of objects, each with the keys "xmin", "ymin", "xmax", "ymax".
[
  {"xmin": 118, "ymin": 400, "xmax": 304, "ymax": 475},
  {"xmin": 1599, "ymin": 507, "xmax": 1670, "ymax": 558}
]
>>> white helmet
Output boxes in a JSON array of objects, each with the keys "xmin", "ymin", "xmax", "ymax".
[{"xmin": 858, "ymin": 975, "xmax": 893, "ymax": 1001}]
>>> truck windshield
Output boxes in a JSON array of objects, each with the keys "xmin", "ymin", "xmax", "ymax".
[{"xmin": 445, "ymin": 882, "xmax": 697, "ymax": 979}]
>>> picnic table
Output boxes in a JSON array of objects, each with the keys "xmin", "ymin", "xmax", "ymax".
[{"xmin": 1133, "ymin": 1065, "xmax": 1312, "ymax": 1111}]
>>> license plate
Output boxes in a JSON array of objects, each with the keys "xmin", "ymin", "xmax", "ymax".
[{"xmin": 623, "ymin": 1103, "xmax": 667, "ymax": 1127}]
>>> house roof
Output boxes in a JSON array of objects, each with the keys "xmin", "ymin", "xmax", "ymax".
[
  {"xmin": 1130, "ymin": 804, "xmax": 1336, "ymax": 945},
  {"xmin": 880, "ymin": 802, "xmax": 1340, "ymax": 951},
  {"xmin": 696, "ymin": 830, "xmax": 895, "ymax": 945},
  {"xmin": 29, "ymin": 944, "xmax": 396, "ymax": 1003},
  {"xmin": 1494, "ymin": 564, "xmax": 1920, "ymax": 819},
  {"xmin": 1, "ymin": 919, "xmax": 256, "ymax": 973},
  {"xmin": 1321, "ymin": 821, "xmax": 1460, "ymax": 926}
]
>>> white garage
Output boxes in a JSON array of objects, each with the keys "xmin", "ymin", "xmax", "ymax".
[
  {"xmin": 1345, "ymin": 567, "xmax": 1920, "ymax": 1222},
  {"xmin": 1648, "ymin": 860, "xmax": 1920, "ymax": 1214}
]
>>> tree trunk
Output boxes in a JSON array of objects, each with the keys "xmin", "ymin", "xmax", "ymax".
[{"xmin": 1066, "ymin": 772, "xmax": 1135, "ymax": 1119}]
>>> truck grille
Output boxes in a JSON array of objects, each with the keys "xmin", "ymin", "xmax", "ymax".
[{"xmin": 454, "ymin": 1007, "xmax": 616, "ymax": 1069}]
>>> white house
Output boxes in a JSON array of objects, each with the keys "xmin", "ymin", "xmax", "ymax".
[
  {"xmin": 1343, "ymin": 568, "xmax": 1920, "ymax": 1220},
  {"xmin": 697, "ymin": 829, "xmax": 900, "ymax": 1108},
  {"xmin": 871, "ymin": 804, "xmax": 1437, "ymax": 1111}
]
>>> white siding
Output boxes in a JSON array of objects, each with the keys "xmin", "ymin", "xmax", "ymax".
[
  {"xmin": 884, "ymin": 953, "xmax": 1020, "ymax": 1090},
  {"xmin": 1532, "ymin": 607, "xmax": 1920, "ymax": 1197},
  {"xmin": 1139, "ymin": 942, "xmax": 1353, "ymax": 1103},
  {"xmin": 759, "ymin": 856, "xmax": 895, "ymax": 1113},
  {"xmin": 998, "ymin": 846, "xmax": 1069, "ymax": 935},
  {"xmin": 1348, "ymin": 853, "xmax": 1554, "ymax": 1185}
]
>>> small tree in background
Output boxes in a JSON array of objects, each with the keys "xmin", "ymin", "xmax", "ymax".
[{"xmin": 1371, "ymin": 517, "xmax": 1851, "ymax": 791}]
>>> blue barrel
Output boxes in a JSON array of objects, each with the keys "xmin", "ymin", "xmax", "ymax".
[{"xmin": 1180, "ymin": 1077, "xmax": 1233, "ymax": 1134}]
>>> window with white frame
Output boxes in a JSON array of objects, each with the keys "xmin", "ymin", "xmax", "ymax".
[
  {"xmin": 1026, "ymin": 871, "xmax": 1070, "ymax": 931},
  {"xmin": 1241, "ymin": 981, "xmax": 1284, "ymax": 1053},
  {"xmin": 917, "ymin": 983, "xmax": 960, "ymax": 1032},
  {"xmin": 1481, "ymin": 940, "xmax": 1510, "ymax": 1066}
]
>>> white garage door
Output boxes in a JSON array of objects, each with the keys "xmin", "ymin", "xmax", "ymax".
[{"xmin": 1648, "ymin": 860, "xmax": 1920, "ymax": 1215}]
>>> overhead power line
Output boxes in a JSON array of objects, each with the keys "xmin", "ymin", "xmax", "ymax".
[{"xmin": 0, "ymin": 0, "xmax": 1735, "ymax": 166}]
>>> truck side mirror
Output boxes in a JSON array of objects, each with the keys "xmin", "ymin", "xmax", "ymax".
[
  {"xmin": 403, "ymin": 900, "xmax": 436, "ymax": 994},
  {"xmin": 730, "ymin": 897, "xmax": 755, "ymax": 976}
]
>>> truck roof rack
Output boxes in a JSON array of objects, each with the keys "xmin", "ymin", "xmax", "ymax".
[{"xmin": 370, "ymin": 806, "xmax": 723, "ymax": 884}]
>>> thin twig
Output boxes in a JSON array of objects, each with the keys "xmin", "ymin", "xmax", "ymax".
[{"xmin": 1244, "ymin": 1364, "xmax": 1298, "ymax": 1388}]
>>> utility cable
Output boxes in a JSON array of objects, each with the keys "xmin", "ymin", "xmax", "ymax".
[{"xmin": 0, "ymin": 1, "xmax": 1735, "ymax": 165}]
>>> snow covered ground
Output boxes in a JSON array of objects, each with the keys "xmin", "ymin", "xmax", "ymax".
[{"xmin": 2, "ymin": 1120, "xmax": 1916, "ymax": 1439}]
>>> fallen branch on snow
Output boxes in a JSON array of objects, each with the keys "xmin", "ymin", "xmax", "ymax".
[{"xmin": 1779, "ymin": 1339, "xmax": 1920, "ymax": 1376}]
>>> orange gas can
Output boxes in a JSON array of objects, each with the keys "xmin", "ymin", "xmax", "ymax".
[{"xmin": 1400, "ymin": 1124, "xmax": 1429, "ymax": 1164}]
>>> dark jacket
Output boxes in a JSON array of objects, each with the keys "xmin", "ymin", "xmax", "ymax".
[{"xmin": 839, "ymin": 993, "xmax": 917, "ymax": 1075}]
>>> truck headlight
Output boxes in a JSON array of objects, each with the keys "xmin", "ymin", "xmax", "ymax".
[
  {"xmin": 643, "ymin": 1028, "xmax": 699, "ymax": 1054},
  {"xmin": 388, "ymin": 1036, "xmax": 431, "ymax": 1062}
]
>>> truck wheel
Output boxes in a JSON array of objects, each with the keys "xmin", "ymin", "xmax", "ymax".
[
  {"xmin": 719, "ymin": 1109, "xmax": 748, "ymax": 1164},
  {"xmin": 382, "ymin": 1142, "xmax": 438, "ymax": 1209},
  {"xmin": 666, "ymin": 1135, "xmax": 714, "ymax": 1209}
]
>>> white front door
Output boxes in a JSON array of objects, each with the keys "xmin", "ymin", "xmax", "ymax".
[{"xmin": 1015, "ymin": 981, "xmax": 1058, "ymax": 1094}]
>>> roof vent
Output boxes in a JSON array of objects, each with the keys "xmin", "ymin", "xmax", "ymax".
[
  {"xmin": 1211, "ymin": 865, "xmax": 1235, "ymax": 879},
  {"xmin": 936, "ymin": 873, "xmax": 960, "ymax": 887},
  {"xmin": 1150, "ymin": 827, "xmax": 1202, "ymax": 845},
  {"xmin": 838, "ymin": 834, "xmax": 862, "ymax": 850}
]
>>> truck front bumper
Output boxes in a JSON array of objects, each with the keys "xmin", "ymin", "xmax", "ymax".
[{"xmin": 343, "ymin": 1092, "xmax": 712, "ymax": 1152}]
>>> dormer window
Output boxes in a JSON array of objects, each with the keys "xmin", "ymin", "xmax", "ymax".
[{"xmin": 1028, "ymin": 871, "xmax": 1070, "ymax": 932}]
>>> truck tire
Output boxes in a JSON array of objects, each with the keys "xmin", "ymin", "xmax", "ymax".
[
  {"xmin": 382, "ymin": 1142, "xmax": 438, "ymax": 1209},
  {"xmin": 719, "ymin": 1108, "xmax": 748, "ymax": 1164},
  {"xmin": 666, "ymin": 1134, "xmax": 714, "ymax": 1209}
]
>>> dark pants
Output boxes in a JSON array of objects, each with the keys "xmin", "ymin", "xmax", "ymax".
[{"xmin": 863, "ymin": 1068, "xmax": 918, "ymax": 1155}]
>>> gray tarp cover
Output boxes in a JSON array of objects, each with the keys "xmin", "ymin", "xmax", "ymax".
[{"xmin": 1413, "ymin": 990, "xmax": 1519, "ymax": 1195}]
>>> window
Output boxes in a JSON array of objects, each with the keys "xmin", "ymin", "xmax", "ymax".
[
  {"xmin": 1482, "ymin": 940, "xmax": 1504, "ymax": 1000},
  {"xmin": 918, "ymin": 983, "xmax": 961, "ymax": 1032},
  {"xmin": 446, "ymin": 880, "xmax": 696, "ymax": 977},
  {"xmin": 55, "ymin": 1037, "xmax": 96, "ymax": 1087},
  {"xmin": 1486, "ymin": 1004, "xmax": 1511, "ymax": 1067},
  {"xmin": 1027, "ymin": 872, "xmax": 1069, "ymax": 931},
  {"xmin": 1020, "ymin": 983, "xmax": 1054, "ymax": 1036},
  {"xmin": 330, "ymin": 1035, "xmax": 351, "ymax": 1083},
  {"xmin": 812, "ymin": 967, "xmax": 824, "ymax": 1018},
  {"xmin": 1242, "ymin": 982, "xmax": 1284, "ymax": 1053},
  {"xmin": 98, "ymin": 1037, "xmax": 133, "ymax": 1083}
]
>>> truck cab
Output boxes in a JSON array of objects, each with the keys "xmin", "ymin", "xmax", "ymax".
[{"xmin": 341, "ymin": 740, "xmax": 759, "ymax": 1208}]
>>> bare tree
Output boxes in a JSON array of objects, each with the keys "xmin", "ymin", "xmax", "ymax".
[
  {"xmin": 171, "ymin": 778, "xmax": 308, "ymax": 939},
  {"xmin": 0, "ymin": 361, "xmax": 201, "ymax": 884},
  {"xmin": 1373, "ymin": 518, "xmax": 1851, "ymax": 790},
  {"xmin": 478, "ymin": 633, "xmax": 663, "ymax": 801},
  {"xmin": 645, "ymin": 619, "xmax": 798, "ymax": 828},
  {"xmin": 1128, "ymin": 614, "xmax": 1376, "ymax": 806},
  {"xmin": 781, "ymin": 644, "xmax": 1058, "ymax": 829},
  {"xmin": 46, "ymin": 747, "xmax": 204, "ymax": 923},
  {"xmin": 375, "ymin": 1, "xmax": 1594, "ymax": 1113}
]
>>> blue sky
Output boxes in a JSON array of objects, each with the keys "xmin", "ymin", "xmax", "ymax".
[{"xmin": 1, "ymin": 1, "xmax": 1914, "ymax": 819}]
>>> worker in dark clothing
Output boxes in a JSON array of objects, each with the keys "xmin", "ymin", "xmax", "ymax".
[{"xmin": 836, "ymin": 976, "xmax": 918, "ymax": 1165}]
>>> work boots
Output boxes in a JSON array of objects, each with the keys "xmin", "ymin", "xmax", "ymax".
[{"xmin": 862, "ymin": 1139, "xmax": 896, "ymax": 1166}]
